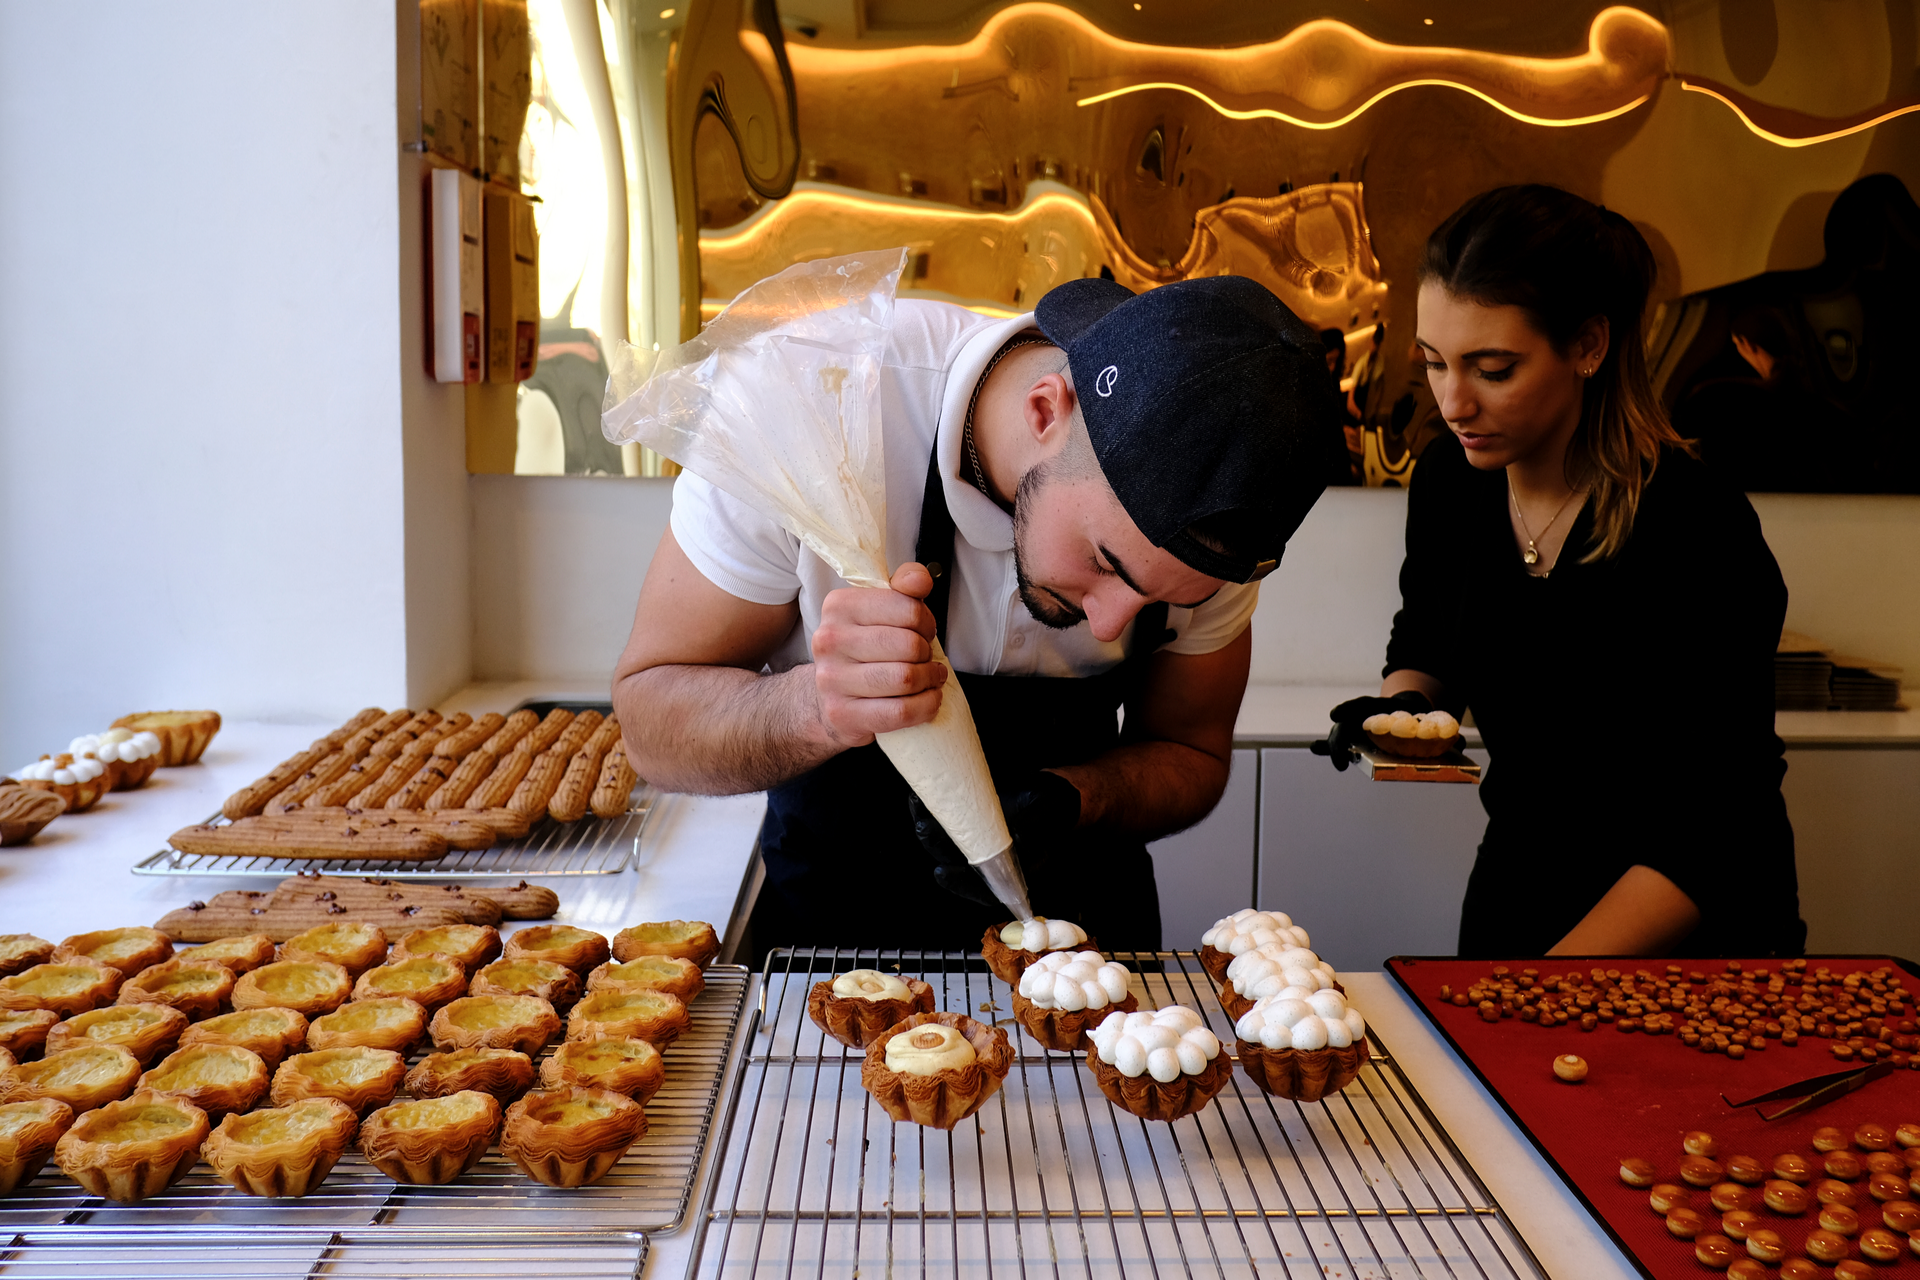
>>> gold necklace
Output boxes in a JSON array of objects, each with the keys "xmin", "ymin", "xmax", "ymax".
[
  {"xmin": 1508, "ymin": 473, "xmax": 1584, "ymax": 573},
  {"xmin": 961, "ymin": 334, "xmax": 1051, "ymax": 504}
]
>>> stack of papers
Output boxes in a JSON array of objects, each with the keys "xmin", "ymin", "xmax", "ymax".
[{"xmin": 1776, "ymin": 630, "xmax": 1906, "ymax": 711}]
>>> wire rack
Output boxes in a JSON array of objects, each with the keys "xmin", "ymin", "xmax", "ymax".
[
  {"xmin": 687, "ymin": 950, "xmax": 1547, "ymax": 1280},
  {"xmin": 129, "ymin": 790, "xmax": 662, "ymax": 880},
  {"xmin": 1, "ymin": 965, "xmax": 747, "ymax": 1247},
  {"xmin": 0, "ymin": 1230, "xmax": 646, "ymax": 1279}
]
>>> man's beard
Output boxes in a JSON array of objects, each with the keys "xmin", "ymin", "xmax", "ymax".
[{"xmin": 1011, "ymin": 462, "xmax": 1086, "ymax": 630}]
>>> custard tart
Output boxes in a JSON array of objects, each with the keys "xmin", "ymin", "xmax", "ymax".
[
  {"xmin": 469, "ymin": 958, "xmax": 581, "ymax": 1009},
  {"xmin": 137, "ymin": 1043, "xmax": 270, "ymax": 1120},
  {"xmin": 178, "ymin": 1007, "xmax": 309, "ymax": 1069},
  {"xmin": 0, "ymin": 1043, "xmax": 142, "ymax": 1111},
  {"xmin": 501, "ymin": 1086, "xmax": 646, "ymax": 1188},
  {"xmin": 501, "ymin": 925, "xmax": 609, "ymax": 976},
  {"xmin": 0, "ymin": 1009, "xmax": 59, "ymax": 1058},
  {"xmin": 0, "ymin": 961, "xmax": 125, "ymax": 1016},
  {"xmin": 860, "ymin": 1012, "xmax": 1013, "ymax": 1130},
  {"xmin": 305, "ymin": 998, "xmax": 426, "ymax": 1053},
  {"xmin": 278, "ymin": 923, "xmax": 389, "ymax": 979},
  {"xmin": 807, "ymin": 970, "xmax": 937, "ymax": 1050},
  {"xmin": 352, "ymin": 956, "xmax": 467, "ymax": 1013},
  {"xmin": 566, "ymin": 988, "xmax": 690, "ymax": 1048},
  {"xmin": 359, "ymin": 1089, "xmax": 502, "ymax": 1184},
  {"xmin": 405, "ymin": 1047, "xmax": 535, "ymax": 1106},
  {"xmin": 587, "ymin": 956, "xmax": 704, "ymax": 1003},
  {"xmin": 232, "ymin": 960, "xmax": 352, "ymax": 1017},
  {"xmin": 430, "ymin": 994, "xmax": 561, "ymax": 1055},
  {"xmin": 540, "ymin": 1037, "xmax": 665, "ymax": 1103},
  {"xmin": 53, "ymin": 1089, "xmax": 209, "ymax": 1201},
  {"xmin": 45, "ymin": 1003, "xmax": 188, "ymax": 1065},
  {"xmin": 52, "ymin": 927, "xmax": 174, "ymax": 978},
  {"xmin": 202, "ymin": 1096, "xmax": 358, "ymax": 1197},
  {"xmin": 0, "ymin": 1097, "xmax": 73, "ymax": 1194},
  {"xmin": 390, "ymin": 924, "xmax": 501, "ymax": 973},
  {"xmin": 176, "ymin": 933, "xmax": 276, "ymax": 975},
  {"xmin": 611, "ymin": 920, "xmax": 719, "ymax": 968},
  {"xmin": 0, "ymin": 934, "xmax": 54, "ymax": 978},
  {"xmin": 270, "ymin": 1047, "xmax": 407, "ymax": 1113},
  {"xmin": 116, "ymin": 958, "xmax": 235, "ymax": 1021}
]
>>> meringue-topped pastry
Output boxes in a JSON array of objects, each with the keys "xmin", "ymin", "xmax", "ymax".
[
  {"xmin": 982, "ymin": 918, "xmax": 1093, "ymax": 986},
  {"xmin": 1361, "ymin": 709, "xmax": 1461, "ymax": 758},
  {"xmin": 1084, "ymin": 1006, "xmax": 1230, "ymax": 1122},
  {"xmin": 1220, "ymin": 944, "xmax": 1338, "ymax": 1019},
  {"xmin": 1233, "ymin": 986, "xmax": 1369, "ymax": 1102},
  {"xmin": 1012, "ymin": 951, "xmax": 1138, "ymax": 1052},
  {"xmin": 1197, "ymin": 909, "xmax": 1311, "ymax": 983}
]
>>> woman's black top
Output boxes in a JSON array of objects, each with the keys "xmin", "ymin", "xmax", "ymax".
[{"xmin": 1385, "ymin": 435, "xmax": 1803, "ymax": 957}]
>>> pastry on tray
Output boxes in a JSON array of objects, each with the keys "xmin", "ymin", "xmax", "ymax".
[
  {"xmin": 541, "ymin": 1037, "xmax": 665, "ymax": 1103},
  {"xmin": 110, "ymin": 710, "xmax": 222, "ymax": 767},
  {"xmin": 0, "ymin": 1043, "xmax": 142, "ymax": 1112},
  {"xmin": 404, "ymin": 1047, "xmax": 535, "ymax": 1106},
  {"xmin": 52, "ymin": 1089, "xmax": 209, "ymax": 1202},
  {"xmin": 807, "ymin": 969, "xmax": 936, "ymax": 1050},
  {"xmin": 305, "ymin": 997, "xmax": 427, "ymax": 1053},
  {"xmin": 115, "ymin": 958, "xmax": 236, "ymax": 1021},
  {"xmin": 1197, "ymin": 909, "xmax": 1311, "ymax": 985},
  {"xmin": 389, "ymin": 924, "xmax": 501, "ymax": 973},
  {"xmin": 176, "ymin": 933, "xmax": 277, "ymax": 975},
  {"xmin": 1234, "ymin": 988, "xmax": 1369, "ymax": 1103},
  {"xmin": 1013, "ymin": 951, "xmax": 1138, "ymax": 1052},
  {"xmin": 1219, "ymin": 945, "xmax": 1339, "ymax": 1021},
  {"xmin": 1085, "ymin": 1006, "xmax": 1230, "ymax": 1123},
  {"xmin": 587, "ymin": 955, "xmax": 704, "ymax": 1003},
  {"xmin": 565, "ymin": 988, "xmax": 689, "ymax": 1048},
  {"xmin": 201, "ymin": 1096, "xmax": 359, "ymax": 1198},
  {"xmin": 0, "ymin": 1096, "xmax": 74, "ymax": 1194},
  {"xmin": 278, "ymin": 923, "xmax": 390, "ymax": 979},
  {"xmin": 501, "ymin": 1085, "xmax": 647, "ymax": 1188},
  {"xmin": 359, "ymin": 1089, "xmax": 502, "ymax": 1185},
  {"xmin": 231, "ymin": 960, "xmax": 352, "ymax": 1017},
  {"xmin": 469, "ymin": 958, "xmax": 581, "ymax": 1009},
  {"xmin": 430, "ymin": 994, "xmax": 562, "ymax": 1055},
  {"xmin": 981, "ymin": 919, "xmax": 1095, "ymax": 986},
  {"xmin": 501, "ymin": 925, "xmax": 610, "ymax": 976},
  {"xmin": 137, "ymin": 1043, "xmax": 270, "ymax": 1120},
  {"xmin": 352, "ymin": 956, "xmax": 468, "ymax": 1013},
  {"xmin": 1361, "ymin": 709, "xmax": 1461, "ymax": 758},
  {"xmin": 53, "ymin": 926, "xmax": 175, "ymax": 978},
  {"xmin": 178, "ymin": 1007, "xmax": 310, "ymax": 1069},
  {"xmin": 610, "ymin": 921, "xmax": 719, "ymax": 969},
  {"xmin": 0, "ymin": 935, "xmax": 54, "ymax": 979},
  {"xmin": 10, "ymin": 754, "xmax": 111, "ymax": 814},
  {"xmin": 0, "ymin": 961, "xmax": 124, "ymax": 1017},
  {"xmin": 0, "ymin": 1010, "xmax": 60, "ymax": 1059},
  {"xmin": 0, "ymin": 788, "xmax": 65, "ymax": 847},
  {"xmin": 67, "ymin": 729, "xmax": 164, "ymax": 792},
  {"xmin": 45, "ymin": 1004, "xmax": 189, "ymax": 1065},
  {"xmin": 270, "ymin": 1046, "xmax": 407, "ymax": 1113},
  {"xmin": 861, "ymin": 1012, "xmax": 1012, "ymax": 1130}
]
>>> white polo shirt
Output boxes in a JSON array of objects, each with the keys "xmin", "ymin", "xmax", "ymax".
[{"xmin": 669, "ymin": 299, "xmax": 1259, "ymax": 677}]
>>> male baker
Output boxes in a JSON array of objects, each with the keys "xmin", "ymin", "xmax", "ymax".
[{"xmin": 614, "ymin": 274, "xmax": 1338, "ymax": 954}]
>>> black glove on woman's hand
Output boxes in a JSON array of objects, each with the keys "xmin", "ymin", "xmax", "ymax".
[
  {"xmin": 907, "ymin": 769, "xmax": 1082, "ymax": 905},
  {"xmin": 1308, "ymin": 689, "xmax": 1434, "ymax": 772}
]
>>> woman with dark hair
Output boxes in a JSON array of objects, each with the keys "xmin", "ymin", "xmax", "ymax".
[{"xmin": 1314, "ymin": 185, "xmax": 1803, "ymax": 958}]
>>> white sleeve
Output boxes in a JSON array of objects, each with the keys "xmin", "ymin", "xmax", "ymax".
[
  {"xmin": 668, "ymin": 470, "xmax": 803, "ymax": 606},
  {"xmin": 1161, "ymin": 581, "xmax": 1258, "ymax": 656}
]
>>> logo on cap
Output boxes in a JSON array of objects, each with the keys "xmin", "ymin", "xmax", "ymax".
[{"xmin": 1095, "ymin": 365, "xmax": 1119, "ymax": 397}]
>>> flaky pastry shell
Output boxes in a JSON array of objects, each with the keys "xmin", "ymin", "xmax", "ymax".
[
  {"xmin": 390, "ymin": 923, "xmax": 501, "ymax": 973},
  {"xmin": 105, "ymin": 752, "xmax": 161, "ymax": 792},
  {"xmin": 566, "ymin": 989, "xmax": 689, "ymax": 1048},
  {"xmin": 137, "ymin": 1043, "xmax": 269, "ymax": 1120},
  {"xmin": 233, "ymin": 960, "xmax": 352, "ymax": 1016},
  {"xmin": 502, "ymin": 925, "xmax": 610, "ymax": 976},
  {"xmin": 0, "ymin": 1009, "xmax": 59, "ymax": 1059},
  {"xmin": 53, "ymin": 927, "xmax": 174, "ymax": 977},
  {"xmin": 501, "ymin": 1086, "xmax": 646, "ymax": 1188},
  {"xmin": 431, "ymin": 994, "xmax": 561, "ymax": 1055},
  {"xmin": 0, "ymin": 934, "xmax": 54, "ymax": 978},
  {"xmin": 588, "ymin": 956, "xmax": 704, "ymax": 1003},
  {"xmin": 0, "ymin": 1097, "xmax": 74, "ymax": 1194},
  {"xmin": 1235, "ymin": 1036, "xmax": 1368, "ymax": 1103},
  {"xmin": 46, "ymin": 1003, "xmax": 188, "ymax": 1065},
  {"xmin": 807, "ymin": 977, "xmax": 937, "ymax": 1050},
  {"xmin": 53, "ymin": 1089, "xmax": 208, "ymax": 1201},
  {"xmin": 611, "ymin": 920, "xmax": 719, "ymax": 968},
  {"xmin": 0, "ymin": 789, "xmax": 64, "ymax": 847},
  {"xmin": 0, "ymin": 961, "xmax": 125, "ymax": 1016},
  {"xmin": 116, "ymin": 958, "xmax": 236, "ymax": 1021},
  {"xmin": 352, "ymin": 956, "xmax": 467, "ymax": 1013},
  {"xmin": 980, "ymin": 926, "xmax": 1101, "ymax": 987},
  {"xmin": 1, "ymin": 1043, "xmax": 142, "ymax": 1112},
  {"xmin": 1085, "ymin": 1046, "xmax": 1233, "ymax": 1123},
  {"xmin": 306, "ymin": 998, "xmax": 426, "ymax": 1052},
  {"xmin": 111, "ymin": 710, "xmax": 221, "ymax": 767},
  {"xmin": 202, "ymin": 1097, "xmax": 358, "ymax": 1197},
  {"xmin": 359, "ymin": 1090, "xmax": 502, "ymax": 1184},
  {"xmin": 179, "ymin": 1007, "xmax": 309, "ymax": 1069},
  {"xmin": 861, "ymin": 1012, "xmax": 1013, "ymax": 1130},
  {"xmin": 278, "ymin": 923, "xmax": 389, "ymax": 979},
  {"xmin": 541, "ymin": 1037, "xmax": 665, "ymax": 1103},
  {"xmin": 470, "ymin": 958, "xmax": 581, "ymax": 1009},
  {"xmin": 177, "ymin": 934, "xmax": 277, "ymax": 975},
  {"xmin": 405, "ymin": 1047, "xmax": 535, "ymax": 1106},
  {"xmin": 1197, "ymin": 945, "xmax": 1234, "ymax": 986},
  {"xmin": 271, "ymin": 1047, "xmax": 406, "ymax": 1113},
  {"xmin": 1012, "ymin": 988, "xmax": 1140, "ymax": 1053}
]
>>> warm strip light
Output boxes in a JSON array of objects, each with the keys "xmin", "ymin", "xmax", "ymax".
[
  {"xmin": 699, "ymin": 187, "xmax": 1100, "ymax": 250},
  {"xmin": 1076, "ymin": 78, "xmax": 1651, "ymax": 130},
  {"xmin": 1679, "ymin": 78, "xmax": 1920, "ymax": 148}
]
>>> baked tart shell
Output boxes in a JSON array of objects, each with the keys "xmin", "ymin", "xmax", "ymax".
[
  {"xmin": 1012, "ymin": 989, "xmax": 1140, "ymax": 1053},
  {"xmin": 53, "ymin": 927, "xmax": 175, "ymax": 978},
  {"xmin": 565, "ymin": 990, "xmax": 689, "ymax": 1048},
  {"xmin": 469, "ymin": 959, "xmax": 580, "ymax": 1010},
  {"xmin": 305, "ymin": 998, "xmax": 427, "ymax": 1053},
  {"xmin": 178, "ymin": 934, "xmax": 277, "ymax": 975},
  {"xmin": 0, "ymin": 790, "xmax": 65, "ymax": 847},
  {"xmin": 588, "ymin": 956, "xmax": 705, "ymax": 1004},
  {"xmin": 980, "ymin": 927, "xmax": 1100, "ymax": 988},
  {"xmin": 861, "ymin": 1012, "xmax": 1013, "ymax": 1130},
  {"xmin": 137, "ymin": 1044, "xmax": 270, "ymax": 1120},
  {"xmin": 0, "ymin": 1009, "xmax": 60, "ymax": 1059},
  {"xmin": 117, "ymin": 959, "xmax": 236, "ymax": 1021},
  {"xmin": 610, "ymin": 921, "xmax": 719, "ymax": 968},
  {"xmin": 404, "ymin": 1049, "xmax": 535, "ymax": 1106},
  {"xmin": 0, "ymin": 1097, "xmax": 74, "ymax": 1194},
  {"xmin": 111, "ymin": 710, "xmax": 221, "ymax": 767},
  {"xmin": 232, "ymin": 961, "xmax": 352, "ymax": 1017},
  {"xmin": 540, "ymin": 1037, "xmax": 665, "ymax": 1103},
  {"xmin": 1197, "ymin": 944, "xmax": 1234, "ymax": 986},
  {"xmin": 359, "ymin": 1090, "xmax": 502, "ymax": 1184},
  {"xmin": 1085, "ymin": 1045, "xmax": 1233, "ymax": 1123},
  {"xmin": 430, "ymin": 995, "xmax": 561, "ymax": 1055},
  {"xmin": 46, "ymin": 1004, "xmax": 189, "ymax": 1065},
  {"xmin": 53, "ymin": 1089, "xmax": 210, "ymax": 1202},
  {"xmin": 278, "ymin": 925, "xmax": 390, "ymax": 980},
  {"xmin": 1, "ymin": 1043, "xmax": 143, "ymax": 1112},
  {"xmin": 0, "ymin": 962, "xmax": 125, "ymax": 1017},
  {"xmin": 502, "ymin": 927, "xmax": 610, "ymax": 976},
  {"xmin": 391, "ymin": 925, "xmax": 502, "ymax": 973},
  {"xmin": 270, "ymin": 1047, "xmax": 407, "ymax": 1113},
  {"xmin": 501, "ymin": 1086, "xmax": 647, "ymax": 1188},
  {"xmin": 0, "ymin": 935, "xmax": 55, "ymax": 978},
  {"xmin": 352, "ymin": 958, "xmax": 468, "ymax": 1013},
  {"xmin": 1235, "ymin": 1036, "xmax": 1369, "ymax": 1103},
  {"xmin": 178, "ymin": 1007, "xmax": 309, "ymax": 1069},
  {"xmin": 202, "ymin": 1097, "xmax": 358, "ymax": 1197},
  {"xmin": 807, "ymin": 977, "xmax": 936, "ymax": 1050}
]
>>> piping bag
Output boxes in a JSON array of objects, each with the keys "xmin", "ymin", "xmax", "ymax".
[{"xmin": 601, "ymin": 248, "xmax": 1035, "ymax": 923}]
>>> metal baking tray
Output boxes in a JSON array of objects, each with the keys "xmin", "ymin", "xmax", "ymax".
[
  {"xmin": 687, "ymin": 949, "xmax": 1545, "ymax": 1279},
  {"xmin": 0, "ymin": 1230, "xmax": 646, "ymax": 1280}
]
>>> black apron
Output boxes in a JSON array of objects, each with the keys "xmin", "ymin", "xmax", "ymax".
[{"xmin": 748, "ymin": 449, "xmax": 1170, "ymax": 955}]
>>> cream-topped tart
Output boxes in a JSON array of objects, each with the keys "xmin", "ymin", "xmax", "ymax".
[
  {"xmin": 860, "ymin": 1012, "xmax": 1012, "ymax": 1130},
  {"xmin": 981, "ymin": 919, "xmax": 1093, "ymax": 986},
  {"xmin": 1084, "ymin": 1006, "xmax": 1230, "ymax": 1122},
  {"xmin": 1012, "ymin": 951, "xmax": 1138, "ymax": 1052},
  {"xmin": 806, "ymin": 969, "xmax": 937, "ymax": 1050}
]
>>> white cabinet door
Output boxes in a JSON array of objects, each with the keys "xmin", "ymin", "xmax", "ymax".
[
  {"xmin": 1149, "ymin": 748, "xmax": 1258, "ymax": 948},
  {"xmin": 1782, "ymin": 749, "xmax": 1920, "ymax": 956}
]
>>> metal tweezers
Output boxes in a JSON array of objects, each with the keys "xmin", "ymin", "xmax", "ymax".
[{"xmin": 1723, "ymin": 1060, "xmax": 1894, "ymax": 1121}]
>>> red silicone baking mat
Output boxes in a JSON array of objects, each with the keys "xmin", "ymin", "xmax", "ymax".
[{"xmin": 1387, "ymin": 955, "xmax": 1920, "ymax": 1280}]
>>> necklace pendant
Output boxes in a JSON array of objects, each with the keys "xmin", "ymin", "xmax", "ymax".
[{"xmin": 1522, "ymin": 543, "xmax": 1540, "ymax": 566}]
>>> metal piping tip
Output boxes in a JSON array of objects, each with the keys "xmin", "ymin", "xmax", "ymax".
[{"xmin": 973, "ymin": 847, "xmax": 1034, "ymax": 924}]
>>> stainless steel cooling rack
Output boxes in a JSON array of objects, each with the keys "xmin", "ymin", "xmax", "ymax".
[
  {"xmin": 0, "ymin": 1229, "xmax": 646, "ymax": 1279},
  {"xmin": 687, "ymin": 949, "xmax": 1548, "ymax": 1280}
]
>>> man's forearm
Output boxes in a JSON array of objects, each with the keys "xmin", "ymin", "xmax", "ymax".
[
  {"xmin": 1052, "ymin": 741, "xmax": 1230, "ymax": 841},
  {"xmin": 614, "ymin": 664, "xmax": 841, "ymax": 795}
]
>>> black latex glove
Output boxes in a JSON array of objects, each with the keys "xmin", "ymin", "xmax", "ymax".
[
  {"xmin": 907, "ymin": 769, "xmax": 1082, "ymax": 907},
  {"xmin": 1308, "ymin": 689, "xmax": 1433, "ymax": 772}
]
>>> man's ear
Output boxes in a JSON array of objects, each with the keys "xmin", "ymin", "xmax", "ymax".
[{"xmin": 1024, "ymin": 372, "xmax": 1077, "ymax": 449}]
